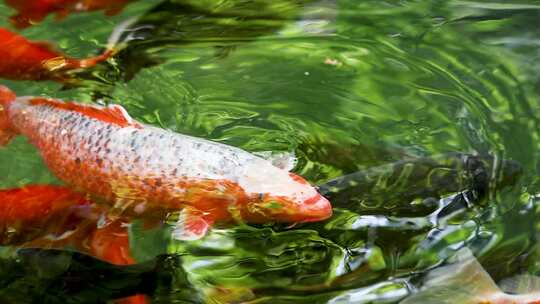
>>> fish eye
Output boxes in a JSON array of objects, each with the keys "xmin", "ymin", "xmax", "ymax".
[{"xmin": 258, "ymin": 193, "xmax": 264, "ymax": 200}]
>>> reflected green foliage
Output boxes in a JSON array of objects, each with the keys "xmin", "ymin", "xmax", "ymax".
[
  {"xmin": 0, "ymin": 0, "xmax": 539, "ymax": 303},
  {"xmin": 0, "ymin": 249, "xmax": 198, "ymax": 303}
]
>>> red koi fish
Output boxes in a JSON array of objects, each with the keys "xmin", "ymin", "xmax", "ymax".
[
  {"xmin": 0, "ymin": 184, "xmax": 149, "ymax": 304},
  {"xmin": 0, "ymin": 184, "xmax": 135, "ymax": 265},
  {"xmin": 400, "ymin": 248, "xmax": 540, "ymax": 304},
  {"xmin": 0, "ymin": 86, "xmax": 332, "ymax": 240},
  {"xmin": 0, "ymin": 27, "xmax": 115, "ymax": 81},
  {"xmin": 6, "ymin": 0, "xmax": 132, "ymax": 28},
  {"xmin": 0, "ymin": 184, "xmax": 92, "ymax": 244}
]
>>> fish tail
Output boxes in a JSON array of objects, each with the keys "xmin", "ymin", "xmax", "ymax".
[
  {"xmin": 0, "ymin": 85, "xmax": 17, "ymax": 146},
  {"xmin": 400, "ymin": 248, "xmax": 502, "ymax": 304},
  {"xmin": 66, "ymin": 18, "xmax": 137, "ymax": 69}
]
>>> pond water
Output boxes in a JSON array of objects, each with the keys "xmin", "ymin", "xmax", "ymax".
[{"xmin": 0, "ymin": 0, "xmax": 540, "ymax": 303}]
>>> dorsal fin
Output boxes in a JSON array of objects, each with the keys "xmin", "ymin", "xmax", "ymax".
[
  {"xmin": 253, "ymin": 150, "xmax": 298, "ymax": 171},
  {"xmin": 29, "ymin": 98, "xmax": 141, "ymax": 128}
]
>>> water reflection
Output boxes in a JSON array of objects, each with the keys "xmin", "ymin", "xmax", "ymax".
[
  {"xmin": 0, "ymin": 249, "xmax": 195, "ymax": 303},
  {"xmin": 102, "ymin": 0, "xmax": 336, "ymax": 82}
]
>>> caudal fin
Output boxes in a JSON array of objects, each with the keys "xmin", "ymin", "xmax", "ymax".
[
  {"xmin": 67, "ymin": 18, "xmax": 137, "ymax": 69},
  {"xmin": 400, "ymin": 248, "xmax": 501, "ymax": 304},
  {"xmin": 0, "ymin": 85, "xmax": 16, "ymax": 146}
]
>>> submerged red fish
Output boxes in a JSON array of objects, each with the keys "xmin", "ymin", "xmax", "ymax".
[
  {"xmin": 0, "ymin": 86, "xmax": 332, "ymax": 239},
  {"xmin": 6, "ymin": 0, "xmax": 132, "ymax": 28},
  {"xmin": 0, "ymin": 184, "xmax": 140, "ymax": 264},
  {"xmin": 0, "ymin": 27, "xmax": 114, "ymax": 81},
  {"xmin": 0, "ymin": 184, "xmax": 149, "ymax": 304}
]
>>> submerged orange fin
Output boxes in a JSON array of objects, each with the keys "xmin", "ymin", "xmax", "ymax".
[
  {"xmin": 64, "ymin": 17, "xmax": 135, "ymax": 70},
  {"xmin": 64, "ymin": 49, "xmax": 114, "ymax": 69},
  {"xmin": 29, "ymin": 98, "xmax": 141, "ymax": 128},
  {"xmin": 89, "ymin": 220, "xmax": 135, "ymax": 265},
  {"xmin": 171, "ymin": 207, "xmax": 214, "ymax": 241}
]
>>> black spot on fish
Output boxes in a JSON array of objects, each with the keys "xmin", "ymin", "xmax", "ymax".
[{"xmin": 75, "ymin": 158, "xmax": 81, "ymax": 165}]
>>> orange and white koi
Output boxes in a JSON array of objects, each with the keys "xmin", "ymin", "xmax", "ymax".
[
  {"xmin": 0, "ymin": 86, "xmax": 332, "ymax": 239},
  {"xmin": 0, "ymin": 24, "xmax": 126, "ymax": 81},
  {"xmin": 400, "ymin": 248, "xmax": 540, "ymax": 304},
  {"xmin": 6, "ymin": 0, "xmax": 133, "ymax": 29}
]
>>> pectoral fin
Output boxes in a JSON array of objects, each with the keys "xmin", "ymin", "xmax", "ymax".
[
  {"xmin": 171, "ymin": 207, "xmax": 214, "ymax": 241},
  {"xmin": 254, "ymin": 150, "xmax": 297, "ymax": 171}
]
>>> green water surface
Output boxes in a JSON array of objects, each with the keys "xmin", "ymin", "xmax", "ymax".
[{"xmin": 1, "ymin": 0, "xmax": 540, "ymax": 303}]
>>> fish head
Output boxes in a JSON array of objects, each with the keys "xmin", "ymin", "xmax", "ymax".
[{"xmin": 237, "ymin": 160, "xmax": 332, "ymax": 223}]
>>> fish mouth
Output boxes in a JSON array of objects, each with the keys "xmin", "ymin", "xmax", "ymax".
[
  {"xmin": 242, "ymin": 194, "xmax": 333, "ymax": 223},
  {"xmin": 296, "ymin": 195, "xmax": 333, "ymax": 223}
]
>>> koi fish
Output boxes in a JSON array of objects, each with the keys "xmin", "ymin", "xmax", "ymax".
[
  {"xmin": 0, "ymin": 86, "xmax": 332, "ymax": 240},
  {"xmin": 6, "ymin": 0, "xmax": 132, "ymax": 28},
  {"xmin": 0, "ymin": 184, "xmax": 139, "ymax": 265},
  {"xmin": 0, "ymin": 24, "xmax": 127, "ymax": 81},
  {"xmin": 318, "ymin": 152, "xmax": 522, "ymax": 216},
  {"xmin": 400, "ymin": 248, "xmax": 540, "ymax": 304},
  {"xmin": 0, "ymin": 184, "xmax": 149, "ymax": 304}
]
